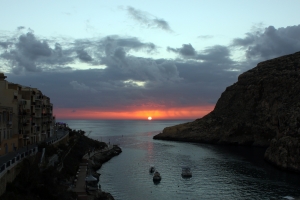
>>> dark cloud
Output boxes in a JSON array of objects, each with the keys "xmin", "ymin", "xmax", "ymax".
[
  {"xmin": 0, "ymin": 41, "xmax": 11, "ymax": 49},
  {"xmin": 70, "ymin": 80, "xmax": 97, "ymax": 93},
  {"xmin": 17, "ymin": 32, "xmax": 52, "ymax": 58},
  {"xmin": 197, "ymin": 45, "xmax": 233, "ymax": 64},
  {"xmin": 114, "ymin": 47, "xmax": 126, "ymax": 60},
  {"xmin": 0, "ymin": 32, "xmax": 54, "ymax": 73},
  {"xmin": 1, "ymin": 24, "xmax": 300, "ymax": 113},
  {"xmin": 5, "ymin": 55, "xmax": 237, "ymax": 111},
  {"xmin": 17, "ymin": 26, "xmax": 25, "ymax": 31},
  {"xmin": 116, "ymin": 37, "xmax": 156, "ymax": 52},
  {"xmin": 167, "ymin": 44, "xmax": 196, "ymax": 57},
  {"xmin": 0, "ymin": 31, "xmax": 157, "ymax": 74},
  {"xmin": 76, "ymin": 49, "xmax": 93, "ymax": 62},
  {"xmin": 167, "ymin": 43, "xmax": 233, "ymax": 65},
  {"xmin": 179, "ymin": 44, "xmax": 196, "ymax": 57},
  {"xmin": 153, "ymin": 19, "xmax": 172, "ymax": 31},
  {"xmin": 100, "ymin": 36, "xmax": 157, "ymax": 60},
  {"xmin": 127, "ymin": 6, "xmax": 173, "ymax": 32},
  {"xmin": 232, "ymin": 25, "xmax": 300, "ymax": 61},
  {"xmin": 54, "ymin": 43, "xmax": 63, "ymax": 56},
  {"xmin": 3, "ymin": 36, "xmax": 240, "ymax": 110},
  {"xmin": 166, "ymin": 47, "xmax": 177, "ymax": 53},
  {"xmin": 108, "ymin": 47, "xmax": 128, "ymax": 68},
  {"xmin": 100, "ymin": 46, "xmax": 182, "ymax": 84}
]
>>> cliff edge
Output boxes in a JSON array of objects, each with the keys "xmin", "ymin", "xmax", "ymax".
[{"xmin": 154, "ymin": 51, "xmax": 300, "ymax": 173}]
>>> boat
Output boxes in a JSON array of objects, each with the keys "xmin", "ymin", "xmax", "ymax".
[
  {"xmin": 153, "ymin": 171, "xmax": 161, "ymax": 182},
  {"xmin": 181, "ymin": 166, "xmax": 192, "ymax": 178},
  {"xmin": 149, "ymin": 165, "xmax": 156, "ymax": 173}
]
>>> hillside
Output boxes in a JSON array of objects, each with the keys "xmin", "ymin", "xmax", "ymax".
[{"xmin": 154, "ymin": 51, "xmax": 300, "ymax": 173}]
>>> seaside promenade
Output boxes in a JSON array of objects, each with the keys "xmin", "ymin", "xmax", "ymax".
[
  {"xmin": 0, "ymin": 129, "xmax": 69, "ymax": 197},
  {"xmin": 0, "ymin": 129, "xmax": 68, "ymax": 171}
]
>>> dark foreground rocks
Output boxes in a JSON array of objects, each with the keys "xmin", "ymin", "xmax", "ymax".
[
  {"xmin": 91, "ymin": 145, "xmax": 122, "ymax": 172},
  {"xmin": 154, "ymin": 51, "xmax": 300, "ymax": 173},
  {"xmin": 1, "ymin": 129, "xmax": 122, "ymax": 200}
]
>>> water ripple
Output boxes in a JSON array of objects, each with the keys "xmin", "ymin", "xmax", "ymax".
[{"xmin": 64, "ymin": 120, "xmax": 300, "ymax": 200}]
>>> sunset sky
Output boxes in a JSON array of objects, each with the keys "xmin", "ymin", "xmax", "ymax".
[{"xmin": 1, "ymin": 0, "xmax": 300, "ymax": 120}]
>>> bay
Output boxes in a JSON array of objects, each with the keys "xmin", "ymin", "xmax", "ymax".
[{"xmin": 63, "ymin": 119, "xmax": 300, "ymax": 200}]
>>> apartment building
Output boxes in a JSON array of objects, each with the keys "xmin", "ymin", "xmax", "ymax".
[
  {"xmin": 0, "ymin": 73, "xmax": 56, "ymax": 156},
  {"xmin": 0, "ymin": 74, "xmax": 21, "ymax": 155}
]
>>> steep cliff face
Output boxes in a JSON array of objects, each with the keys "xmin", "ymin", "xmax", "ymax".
[{"xmin": 154, "ymin": 51, "xmax": 300, "ymax": 173}]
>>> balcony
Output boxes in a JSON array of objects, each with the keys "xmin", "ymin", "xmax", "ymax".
[
  {"xmin": 36, "ymin": 95, "xmax": 43, "ymax": 100},
  {"xmin": 19, "ymin": 100, "xmax": 27, "ymax": 105}
]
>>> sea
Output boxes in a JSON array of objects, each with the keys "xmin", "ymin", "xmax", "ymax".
[{"xmin": 63, "ymin": 119, "xmax": 300, "ymax": 200}]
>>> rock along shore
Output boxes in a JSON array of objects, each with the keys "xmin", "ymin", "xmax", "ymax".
[
  {"xmin": 84, "ymin": 145, "xmax": 122, "ymax": 200},
  {"xmin": 154, "ymin": 51, "xmax": 300, "ymax": 173}
]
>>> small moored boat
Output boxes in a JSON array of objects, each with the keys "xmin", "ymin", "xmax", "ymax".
[
  {"xmin": 153, "ymin": 171, "xmax": 161, "ymax": 182},
  {"xmin": 181, "ymin": 166, "xmax": 192, "ymax": 178},
  {"xmin": 149, "ymin": 165, "xmax": 155, "ymax": 173}
]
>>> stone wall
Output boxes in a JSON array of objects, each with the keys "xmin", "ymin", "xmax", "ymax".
[{"xmin": 0, "ymin": 165, "xmax": 19, "ymax": 196}]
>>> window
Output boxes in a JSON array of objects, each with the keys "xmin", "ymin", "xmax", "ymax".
[
  {"xmin": 3, "ymin": 130, "xmax": 6, "ymax": 139},
  {"xmin": 3, "ymin": 112, "xmax": 6, "ymax": 122},
  {"xmin": 9, "ymin": 113, "xmax": 12, "ymax": 122}
]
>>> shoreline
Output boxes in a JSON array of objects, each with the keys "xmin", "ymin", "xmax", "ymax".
[{"xmin": 74, "ymin": 144, "xmax": 122, "ymax": 200}]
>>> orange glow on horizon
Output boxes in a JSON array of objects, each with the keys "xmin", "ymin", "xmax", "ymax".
[{"xmin": 53, "ymin": 105, "xmax": 215, "ymax": 120}]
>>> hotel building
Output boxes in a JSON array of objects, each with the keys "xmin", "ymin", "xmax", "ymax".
[{"xmin": 0, "ymin": 73, "xmax": 55, "ymax": 156}]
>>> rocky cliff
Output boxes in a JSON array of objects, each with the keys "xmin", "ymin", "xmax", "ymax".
[{"xmin": 154, "ymin": 51, "xmax": 300, "ymax": 173}]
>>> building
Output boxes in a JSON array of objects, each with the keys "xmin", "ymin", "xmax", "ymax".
[
  {"xmin": 0, "ymin": 74, "xmax": 21, "ymax": 155},
  {"xmin": 0, "ymin": 73, "xmax": 56, "ymax": 156}
]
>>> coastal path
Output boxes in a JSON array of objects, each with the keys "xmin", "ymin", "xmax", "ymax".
[
  {"xmin": 0, "ymin": 129, "xmax": 68, "ymax": 175},
  {"xmin": 72, "ymin": 144, "xmax": 114, "ymax": 199}
]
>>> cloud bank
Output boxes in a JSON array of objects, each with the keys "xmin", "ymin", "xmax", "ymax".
[{"xmin": 1, "ymin": 24, "xmax": 300, "ymax": 119}]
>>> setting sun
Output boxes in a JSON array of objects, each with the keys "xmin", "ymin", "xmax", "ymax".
[{"xmin": 54, "ymin": 105, "xmax": 215, "ymax": 120}]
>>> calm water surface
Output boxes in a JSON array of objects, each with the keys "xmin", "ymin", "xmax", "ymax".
[{"xmin": 64, "ymin": 120, "xmax": 300, "ymax": 200}]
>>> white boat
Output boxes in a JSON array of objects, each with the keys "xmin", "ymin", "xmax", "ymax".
[
  {"xmin": 153, "ymin": 171, "xmax": 161, "ymax": 182},
  {"xmin": 149, "ymin": 165, "xmax": 156, "ymax": 173},
  {"xmin": 181, "ymin": 166, "xmax": 192, "ymax": 178}
]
